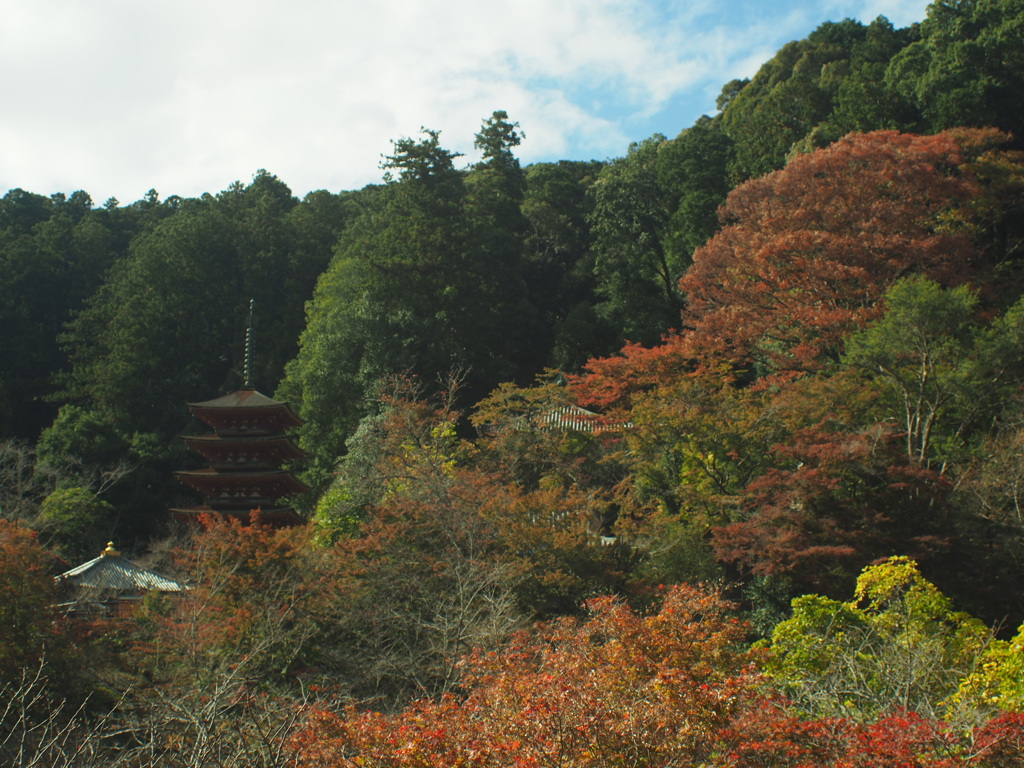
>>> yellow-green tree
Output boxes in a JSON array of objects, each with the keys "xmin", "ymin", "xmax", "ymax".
[{"xmin": 766, "ymin": 556, "xmax": 993, "ymax": 722}]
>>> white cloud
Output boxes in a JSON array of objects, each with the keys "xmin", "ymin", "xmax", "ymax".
[
  {"xmin": 0, "ymin": 0, "xmax": 932, "ymax": 203},
  {"xmin": 831, "ymin": 0, "xmax": 932, "ymax": 28}
]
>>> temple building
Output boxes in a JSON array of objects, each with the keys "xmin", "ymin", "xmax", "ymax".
[
  {"xmin": 56, "ymin": 542, "xmax": 185, "ymax": 618},
  {"xmin": 173, "ymin": 388, "xmax": 308, "ymax": 526}
]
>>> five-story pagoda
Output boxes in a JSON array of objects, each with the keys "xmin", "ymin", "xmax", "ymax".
[{"xmin": 172, "ymin": 301, "xmax": 308, "ymax": 526}]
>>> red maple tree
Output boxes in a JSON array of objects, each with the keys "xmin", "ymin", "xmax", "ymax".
[{"xmin": 678, "ymin": 130, "xmax": 995, "ymax": 380}]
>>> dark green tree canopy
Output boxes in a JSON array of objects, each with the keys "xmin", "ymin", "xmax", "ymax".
[
  {"xmin": 589, "ymin": 135, "xmax": 683, "ymax": 345},
  {"xmin": 720, "ymin": 17, "xmax": 918, "ymax": 180},
  {"xmin": 281, "ymin": 117, "xmax": 540, "ymax": 484},
  {"xmin": 886, "ymin": 0, "xmax": 1024, "ymax": 143}
]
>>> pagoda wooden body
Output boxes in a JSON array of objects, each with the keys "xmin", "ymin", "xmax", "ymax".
[{"xmin": 173, "ymin": 389, "xmax": 308, "ymax": 526}]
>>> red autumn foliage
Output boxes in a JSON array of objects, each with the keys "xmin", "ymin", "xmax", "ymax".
[
  {"xmin": 842, "ymin": 712, "xmax": 961, "ymax": 768},
  {"xmin": 570, "ymin": 334, "xmax": 695, "ymax": 410},
  {"xmin": 290, "ymin": 583, "xmax": 759, "ymax": 768},
  {"xmin": 0, "ymin": 520, "xmax": 62, "ymax": 678},
  {"xmin": 712, "ymin": 421, "xmax": 951, "ymax": 593},
  {"xmin": 971, "ymin": 713, "xmax": 1024, "ymax": 768},
  {"xmin": 132, "ymin": 513, "xmax": 324, "ymax": 687},
  {"xmin": 571, "ymin": 131, "xmax": 1005, "ymax": 409},
  {"xmin": 289, "ymin": 583, "xmax": 1024, "ymax": 768},
  {"xmin": 678, "ymin": 130, "xmax": 993, "ymax": 380},
  {"xmin": 720, "ymin": 702, "xmax": 851, "ymax": 767}
]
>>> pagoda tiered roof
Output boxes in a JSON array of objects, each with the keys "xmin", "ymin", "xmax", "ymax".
[
  {"xmin": 174, "ymin": 387, "xmax": 307, "ymax": 527},
  {"xmin": 187, "ymin": 388, "xmax": 303, "ymax": 433},
  {"xmin": 176, "ymin": 468, "xmax": 310, "ymax": 499},
  {"xmin": 182, "ymin": 434, "xmax": 306, "ymax": 467}
]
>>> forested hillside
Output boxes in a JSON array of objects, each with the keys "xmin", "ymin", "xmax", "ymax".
[{"xmin": 3, "ymin": 1, "xmax": 1024, "ymax": 765}]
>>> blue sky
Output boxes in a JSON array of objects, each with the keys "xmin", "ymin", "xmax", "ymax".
[{"xmin": 0, "ymin": 0, "xmax": 932, "ymax": 204}]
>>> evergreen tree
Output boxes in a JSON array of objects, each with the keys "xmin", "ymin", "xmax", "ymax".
[{"xmin": 282, "ymin": 115, "xmax": 540, "ymax": 484}]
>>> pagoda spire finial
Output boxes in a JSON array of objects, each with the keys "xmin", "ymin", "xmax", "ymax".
[{"xmin": 244, "ymin": 298, "xmax": 255, "ymax": 389}]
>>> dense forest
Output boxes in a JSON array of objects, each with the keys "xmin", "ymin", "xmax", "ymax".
[{"xmin": 4, "ymin": 1, "xmax": 1024, "ymax": 765}]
